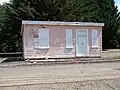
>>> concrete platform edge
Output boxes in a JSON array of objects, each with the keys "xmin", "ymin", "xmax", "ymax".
[{"xmin": 0, "ymin": 59, "xmax": 120, "ymax": 68}]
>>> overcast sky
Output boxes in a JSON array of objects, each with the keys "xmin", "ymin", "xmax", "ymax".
[
  {"xmin": 115, "ymin": 0, "xmax": 120, "ymax": 11},
  {"xmin": 0, "ymin": 0, "xmax": 120, "ymax": 11},
  {"xmin": 0, "ymin": 0, "xmax": 9, "ymax": 4}
]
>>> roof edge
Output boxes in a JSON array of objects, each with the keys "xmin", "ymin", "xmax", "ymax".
[{"xmin": 22, "ymin": 20, "xmax": 104, "ymax": 27}]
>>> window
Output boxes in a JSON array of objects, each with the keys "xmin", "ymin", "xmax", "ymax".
[
  {"xmin": 66, "ymin": 29, "xmax": 73, "ymax": 48},
  {"xmin": 39, "ymin": 28, "xmax": 49, "ymax": 48},
  {"xmin": 92, "ymin": 30, "xmax": 98, "ymax": 47},
  {"xmin": 32, "ymin": 29, "xmax": 39, "ymax": 48}
]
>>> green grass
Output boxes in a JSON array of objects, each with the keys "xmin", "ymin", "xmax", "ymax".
[{"xmin": 113, "ymin": 56, "xmax": 120, "ymax": 59}]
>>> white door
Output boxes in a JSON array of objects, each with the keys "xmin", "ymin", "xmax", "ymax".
[{"xmin": 76, "ymin": 30, "xmax": 88, "ymax": 56}]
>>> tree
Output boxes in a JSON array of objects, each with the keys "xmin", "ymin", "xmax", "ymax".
[
  {"xmin": 64, "ymin": 0, "xmax": 120, "ymax": 48},
  {"xmin": 0, "ymin": 0, "xmax": 57, "ymax": 52},
  {"xmin": 97, "ymin": 0, "xmax": 120, "ymax": 48},
  {"xmin": 0, "ymin": 0, "xmax": 120, "ymax": 52}
]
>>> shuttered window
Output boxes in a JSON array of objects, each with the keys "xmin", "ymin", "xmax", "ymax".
[
  {"xmin": 92, "ymin": 30, "xmax": 98, "ymax": 47},
  {"xmin": 39, "ymin": 28, "xmax": 49, "ymax": 48},
  {"xmin": 66, "ymin": 29, "xmax": 73, "ymax": 48}
]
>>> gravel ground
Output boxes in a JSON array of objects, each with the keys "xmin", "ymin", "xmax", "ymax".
[
  {"xmin": 0, "ymin": 49, "xmax": 120, "ymax": 90},
  {"xmin": 102, "ymin": 49, "xmax": 120, "ymax": 59},
  {"xmin": 0, "ymin": 78, "xmax": 120, "ymax": 90},
  {"xmin": 0, "ymin": 62, "xmax": 120, "ymax": 90}
]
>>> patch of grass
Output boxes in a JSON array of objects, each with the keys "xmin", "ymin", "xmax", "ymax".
[{"xmin": 113, "ymin": 56, "xmax": 120, "ymax": 59}]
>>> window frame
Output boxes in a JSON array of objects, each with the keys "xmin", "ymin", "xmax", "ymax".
[
  {"xmin": 38, "ymin": 28, "xmax": 50, "ymax": 49},
  {"xmin": 92, "ymin": 30, "xmax": 98, "ymax": 48},
  {"xmin": 66, "ymin": 29, "xmax": 73, "ymax": 48}
]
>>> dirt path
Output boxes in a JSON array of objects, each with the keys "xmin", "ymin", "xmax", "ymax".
[
  {"xmin": 0, "ymin": 62, "xmax": 120, "ymax": 87},
  {"xmin": 1, "ymin": 78, "xmax": 120, "ymax": 90}
]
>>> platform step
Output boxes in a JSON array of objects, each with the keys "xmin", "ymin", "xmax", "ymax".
[{"xmin": 28, "ymin": 58, "xmax": 102, "ymax": 63}]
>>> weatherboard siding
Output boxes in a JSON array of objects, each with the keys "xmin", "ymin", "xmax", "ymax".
[{"xmin": 23, "ymin": 25, "xmax": 102, "ymax": 59}]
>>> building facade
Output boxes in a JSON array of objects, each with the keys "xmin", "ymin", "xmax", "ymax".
[{"xmin": 21, "ymin": 21, "xmax": 104, "ymax": 61}]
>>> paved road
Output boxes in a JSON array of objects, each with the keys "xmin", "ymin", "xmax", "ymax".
[{"xmin": 0, "ymin": 62, "xmax": 120, "ymax": 89}]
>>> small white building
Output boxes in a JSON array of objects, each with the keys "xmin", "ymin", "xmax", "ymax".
[{"xmin": 21, "ymin": 20, "xmax": 104, "ymax": 61}]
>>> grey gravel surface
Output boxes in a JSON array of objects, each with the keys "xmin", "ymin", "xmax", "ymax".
[
  {"xmin": 0, "ymin": 62, "xmax": 120, "ymax": 89},
  {"xmin": 102, "ymin": 49, "xmax": 120, "ymax": 59},
  {"xmin": 0, "ymin": 49, "xmax": 120, "ymax": 90},
  {"xmin": 0, "ymin": 78, "xmax": 120, "ymax": 90}
]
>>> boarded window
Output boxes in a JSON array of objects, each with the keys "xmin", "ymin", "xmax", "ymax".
[
  {"xmin": 92, "ymin": 30, "xmax": 98, "ymax": 47},
  {"xmin": 32, "ymin": 29, "xmax": 39, "ymax": 48},
  {"xmin": 66, "ymin": 29, "xmax": 73, "ymax": 48},
  {"xmin": 39, "ymin": 28, "xmax": 49, "ymax": 48}
]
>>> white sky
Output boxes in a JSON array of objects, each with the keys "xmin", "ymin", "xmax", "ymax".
[
  {"xmin": 0, "ymin": 0, "xmax": 120, "ymax": 12},
  {"xmin": 0, "ymin": 0, "xmax": 10, "ymax": 4},
  {"xmin": 116, "ymin": 4, "xmax": 120, "ymax": 11}
]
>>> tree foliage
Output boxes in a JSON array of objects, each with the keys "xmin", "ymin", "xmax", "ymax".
[{"xmin": 0, "ymin": 0, "xmax": 120, "ymax": 52}]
